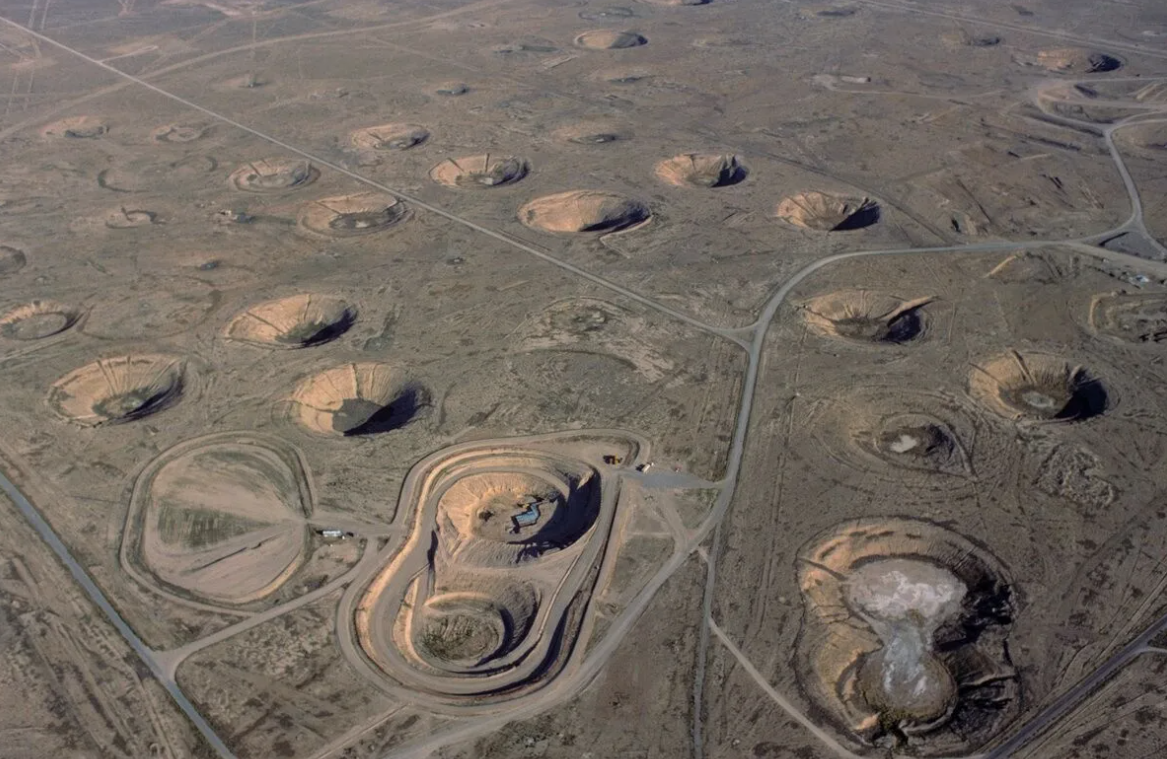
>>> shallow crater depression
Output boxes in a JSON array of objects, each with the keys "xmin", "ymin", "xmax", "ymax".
[
  {"xmin": 0, "ymin": 300, "xmax": 82, "ymax": 340},
  {"xmin": 297, "ymin": 193, "xmax": 410, "ymax": 238},
  {"xmin": 350, "ymin": 123, "xmax": 430, "ymax": 151},
  {"xmin": 575, "ymin": 29, "xmax": 648, "ymax": 49},
  {"xmin": 228, "ymin": 157, "xmax": 319, "ymax": 193},
  {"xmin": 429, "ymin": 154, "xmax": 529, "ymax": 189}
]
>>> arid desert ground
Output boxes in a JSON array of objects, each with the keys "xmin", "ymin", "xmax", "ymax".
[{"xmin": 3, "ymin": 1, "xmax": 1167, "ymax": 758}]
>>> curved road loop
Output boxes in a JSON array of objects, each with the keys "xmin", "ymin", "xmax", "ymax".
[{"xmin": 1, "ymin": 8, "xmax": 1167, "ymax": 759}]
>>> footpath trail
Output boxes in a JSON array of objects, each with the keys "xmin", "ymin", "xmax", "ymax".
[{"xmin": 2, "ymin": 8, "xmax": 1167, "ymax": 759}]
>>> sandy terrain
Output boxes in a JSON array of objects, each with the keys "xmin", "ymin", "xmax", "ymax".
[{"xmin": 1, "ymin": 0, "xmax": 1166, "ymax": 758}]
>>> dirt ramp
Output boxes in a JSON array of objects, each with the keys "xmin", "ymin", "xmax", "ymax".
[
  {"xmin": 429, "ymin": 154, "xmax": 529, "ymax": 188},
  {"xmin": 801, "ymin": 290, "xmax": 932, "ymax": 344},
  {"xmin": 655, "ymin": 152, "xmax": 747, "ymax": 187},
  {"xmin": 350, "ymin": 123, "xmax": 430, "ymax": 151},
  {"xmin": 228, "ymin": 158, "xmax": 319, "ymax": 193},
  {"xmin": 518, "ymin": 190, "xmax": 650, "ymax": 234},
  {"xmin": 297, "ymin": 193, "xmax": 410, "ymax": 238},
  {"xmin": 225, "ymin": 293, "xmax": 356, "ymax": 348},
  {"xmin": 969, "ymin": 350, "xmax": 1107, "ymax": 421},
  {"xmin": 776, "ymin": 191, "xmax": 880, "ymax": 231},
  {"xmin": 48, "ymin": 354, "xmax": 185, "ymax": 426},
  {"xmin": 0, "ymin": 301, "xmax": 81, "ymax": 340},
  {"xmin": 291, "ymin": 362, "xmax": 423, "ymax": 436}
]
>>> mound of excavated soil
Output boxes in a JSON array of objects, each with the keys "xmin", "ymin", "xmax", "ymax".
[
  {"xmin": 350, "ymin": 123, "xmax": 430, "ymax": 151},
  {"xmin": 225, "ymin": 293, "xmax": 356, "ymax": 348},
  {"xmin": 969, "ymin": 350, "xmax": 1106, "ymax": 421},
  {"xmin": 41, "ymin": 116, "xmax": 108, "ymax": 139},
  {"xmin": 228, "ymin": 158, "xmax": 319, "ymax": 192},
  {"xmin": 776, "ymin": 191, "xmax": 881, "ymax": 231},
  {"xmin": 986, "ymin": 252, "xmax": 1061, "ymax": 284},
  {"xmin": 0, "ymin": 300, "xmax": 81, "ymax": 340},
  {"xmin": 138, "ymin": 435, "xmax": 309, "ymax": 605},
  {"xmin": 553, "ymin": 123, "xmax": 632, "ymax": 144},
  {"xmin": 575, "ymin": 30, "xmax": 648, "ymax": 49},
  {"xmin": 151, "ymin": 123, "xmax": 209, "ymax": 143},
  {"xmin": 291, "ymin": 362, "xmax": 423, "ymax": 435},
  {"xmin": 518, "ymin": 190, "xmax": 650, "ymax": 233},
  {"xmin": 0, "ymin": 245, "xmax": 27, "ymax": 276},
  {"xmin": 429, "ymin": 154, "xmax": 529, "ymax": 189},
  {"xmin": 1090, "ymin": 292, "xmax": 1167, "ymax": 344},
  {"xmin": 297, "ymin": 193, "xmax": 410, "ymax": 238},
  {"xmin": 802, "ymin": 290, "xmax": 932, "ymax": 343},
  {"xmin": 49, "ymin": 354, "xmax": 185, "ymax": 426},
  {"xmin": 655, "ymin": 152, "xmax": 747, "ymax": 187},
  {"xmin": 1028, "ymin": 47, "xmax": 1123, "ymax": 73}
]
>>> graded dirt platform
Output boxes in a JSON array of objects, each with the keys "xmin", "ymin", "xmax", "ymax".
[{"xmin": 3, "ymin": 2, "xmax": 1167, "ymax": 758}]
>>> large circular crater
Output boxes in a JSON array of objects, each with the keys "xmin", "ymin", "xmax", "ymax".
[
  {"xmin": 1030, "ymin": 47, "xmax": 1123, "ymax": 73},
  {"xmin": 297, "ymin": 193, "xmax": 410, "ymax": 238},
  {"xmin": 350, "ymin": 123, "xmax": 430, "ymax": 151},
  {"xmin": 776, "ymin": 191, "xmax": 881, "ymax": 231},
  {"xmin": 969, "ymin": 350, "xmax": 1107, "ymax": 421},
  {"xmin": 797, "ymin": 519, "xmax": 1017, "ymax": 752},
  {"xmin": 655, "ymin": 152, "xmax": 747, "ymax": 187},
  {"xmin": 49, "ymin": 354, "xmax": 185, "ymax": 426},
  {"xmin": 228, "ymin": 158, "xmax": 319, "ymax": 193},
  {"xmin": 290, "ymin": 362, "xmax": 425, "ymax": 436},
  {"xmin": 0, "ymin": 300, "xmax": 82, "ymax": 340},
  {"xmin": 518, "ymin": 190, "xmax": 650, "ymax": 234},
  {"xmin": 575, "ymin": 30, "xmax": 648, "ymax": 49},
  {"xmin": 802, "ymin": 290, "xmax": 932, "ymax": 344},
  {"xmin": 225, "ymin": 293, "xmax": 356, "ymax": 348},
  {"xmin": 429, "ymin": 154, "xmax": 529, "ymax": 189}
]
